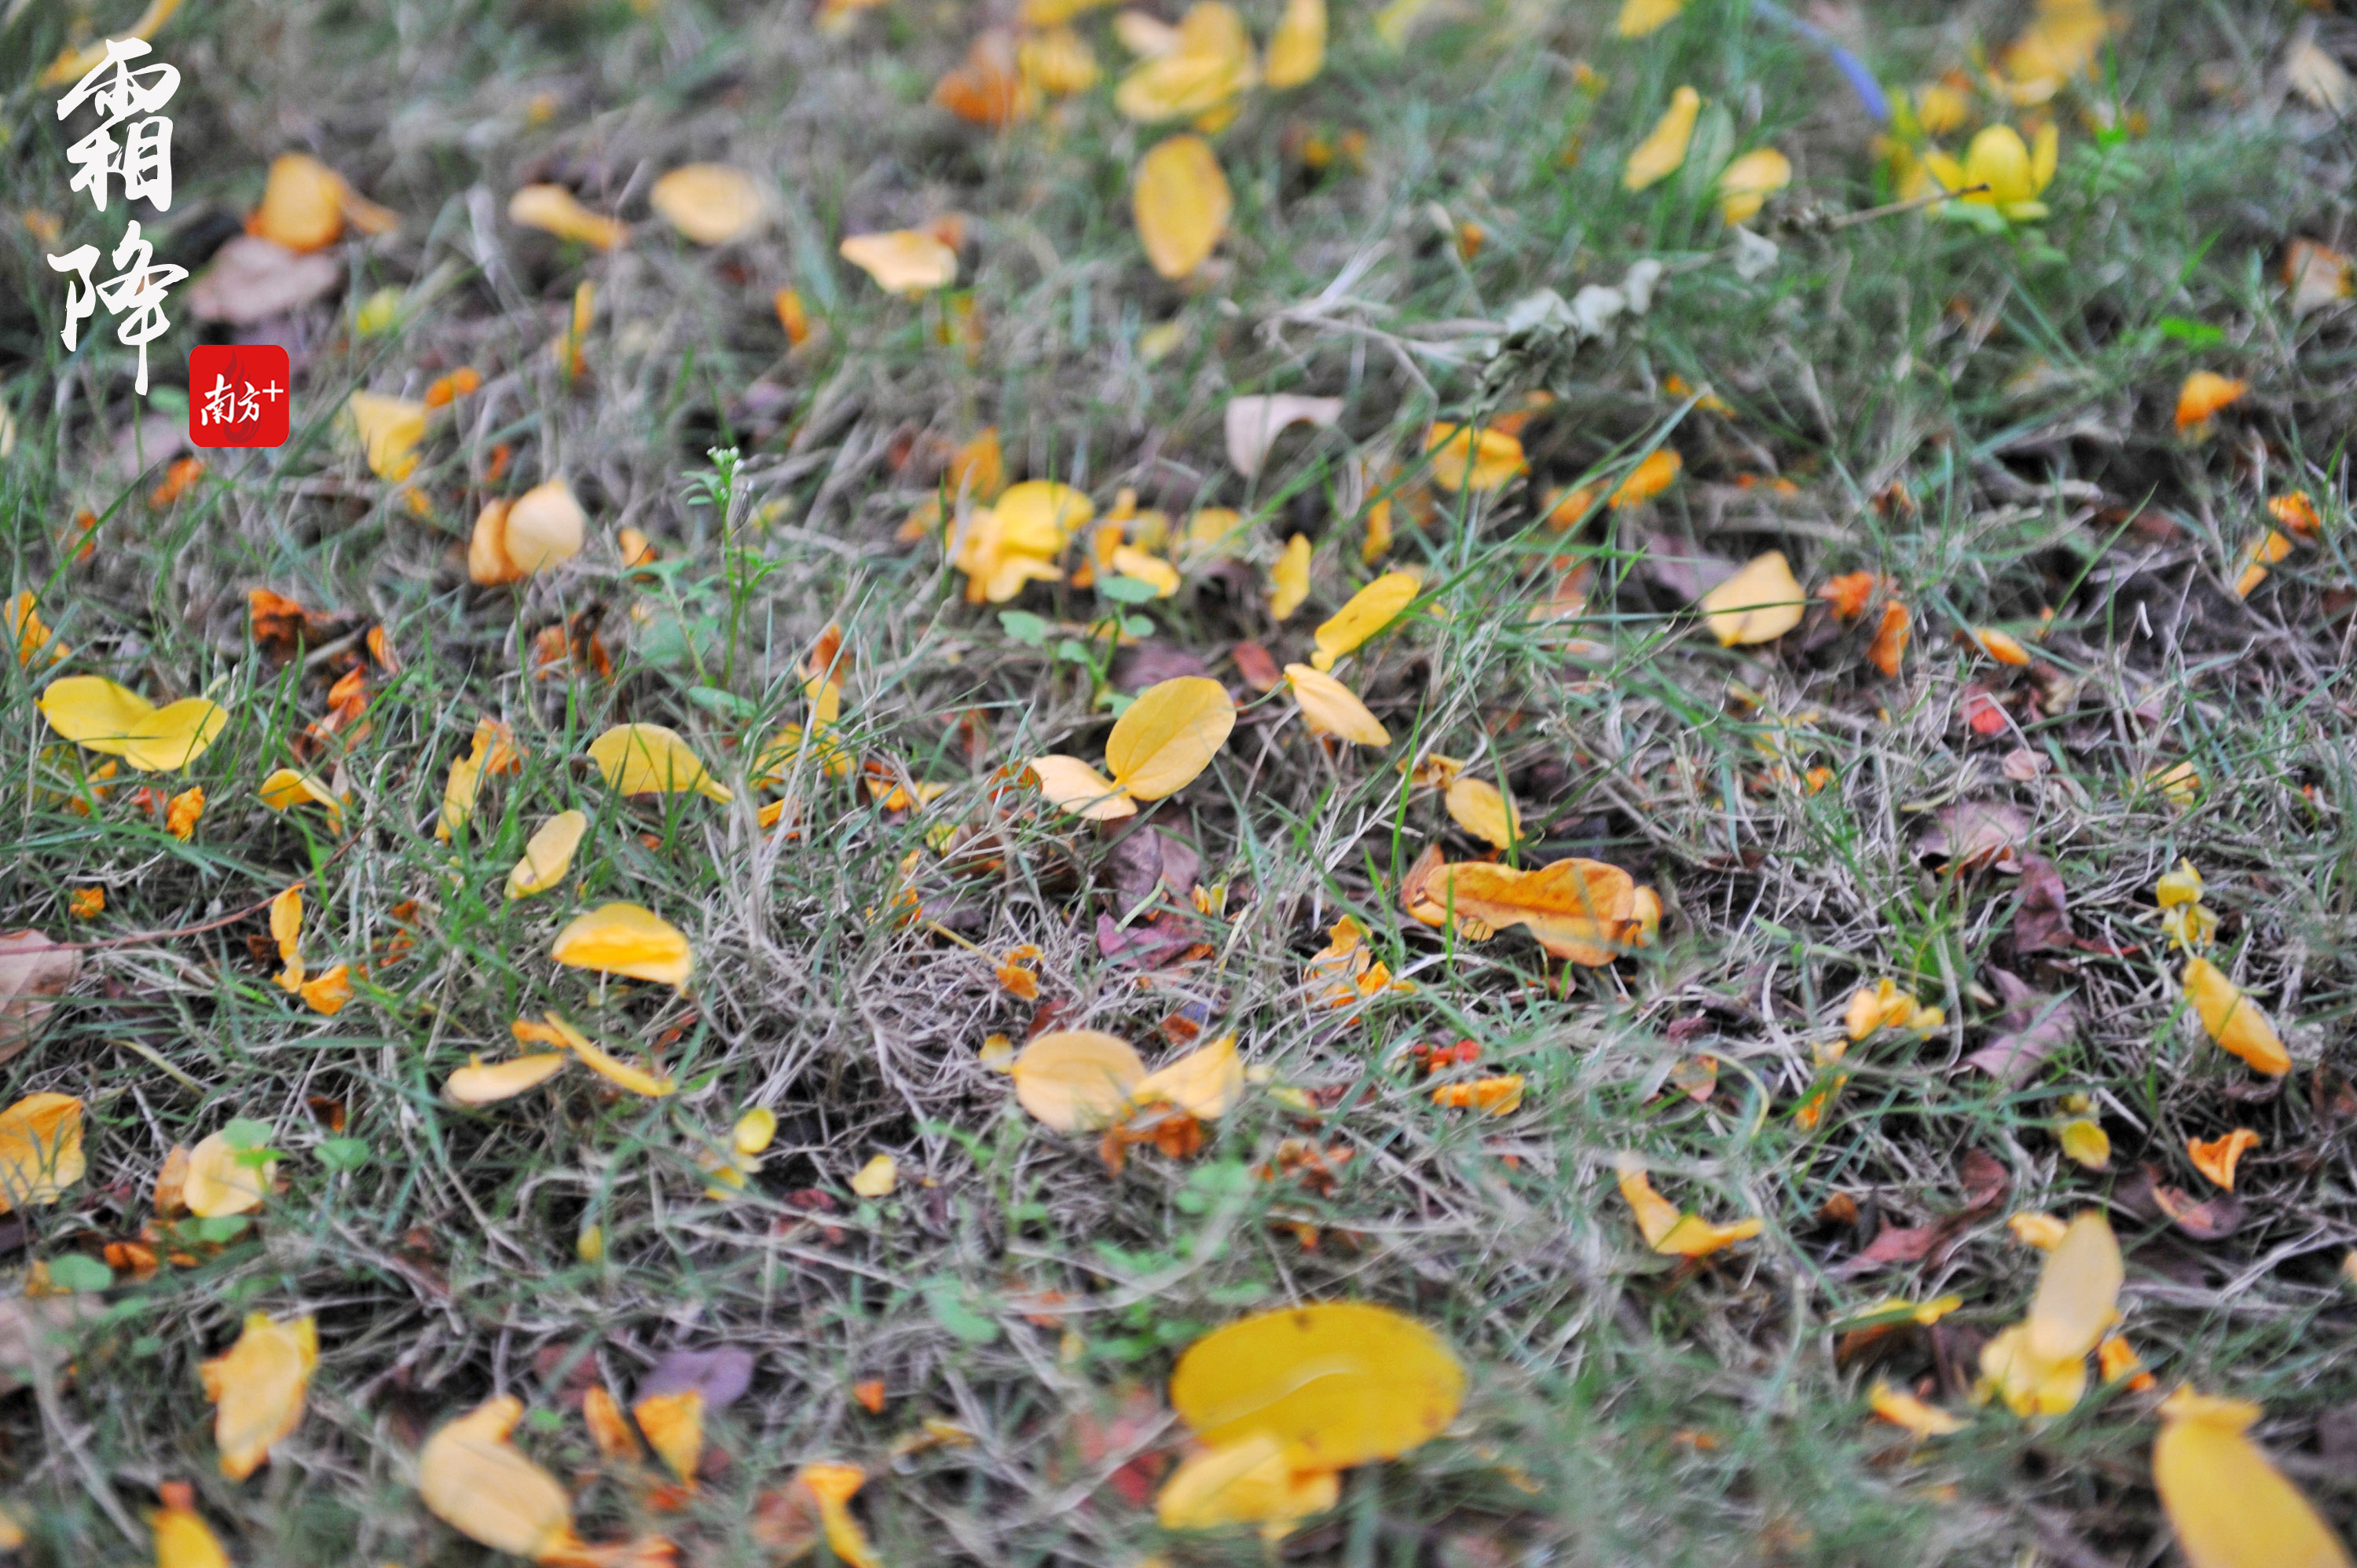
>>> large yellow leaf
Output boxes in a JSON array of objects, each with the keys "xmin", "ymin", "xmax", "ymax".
[
  {"xmin": 2154, "ymin": 1392, "xmax": 2354, "ymax": 1568},
  {"xmin": 588, "ymin": 724, "xmax": 733, "ymax": 802},
  {"xmin": 508, "ymin": 184, "xmax": 627, "ymax": 251},
  {"xmin": 0, "ymin": 1093, "xmax": 84, "ymax": 1212},
  {"xmin": 445, "ymin": 1053, "xmax": 569, "ymax": 1105},
  {"xmin": 1697, "ymin": 550, "xmax": 1806, "ymax": 646},
  {"xmin": 418, "ymin": 1395, "xmax": 587, "ymax": 1562},
  {"xmin": 2183, "ymin": 955, "xmax": 2289, "ymax": 1075},
  {"xmin": 507, "ymin": 809, "xmax": 588, "ymax": 899},
  {"xmin": 1135, "ymin": 134, "xmax": 1233, "ymax": 280},
  {"xmin": 1623, "ymin": 85, "xmax": 1701, "ymax": 191},
  {"xmin": 549, "ymin": 902, "xmax": 695, "ymax": 987},
  {"xmin": 1264, "ymin": 0, "xmax": 1326, "ymax": 87},
  {"xmin": 1010, "ymin": 1030, "xmax": 1146, "ymax": 1130},
  {"xmin": 650, "ymin": 163, "xmax": 765, "ymax": 245},
  {"xmin": 183, "ymin": 1129, "xmax": 276, "ymax": 1218},
  {"xmin": 1156, "ymin": 1431, "xmax": 1339, "ymax": 1532},
  {"xmin": 200, "ymin": 1312, "xmax": 317, "ymax": 1480},
  {"xmin": 1105, "ymin": 676, "xmax": 1235, "ymax": 800},
  {"xmin": 840, "ymin": 229, "xmax": 958, "ymax": 294},
  {"xmin": 1027, "ymin": 755, "xmax": 1138, "ymax": 821},
  {"xmin": 1135, "ymin": 1033, "xmax": 1244, "ymax": 1119},
  {"xmin": 38, "ymin": 676, "xmax": 226, "ymax": 771},
  {"xmin": 2025, "ymin": 1210, "xmax": 2121, "ymax": 1363},
  {"xmin": 1310, "ymin": 572, "xmax": 1418, "ymax": 671},
  {"xmin": 1284, "ymin": 665, "xmax": 1390, "ymax": 746},
  {"xmin": 1432, "ymin": 858, "xmax": 1636, "ymax": 966},
  {"xmin": 1270, "ymin": 533, "xmax": 1312, "ymax": 621},
  {"xmin": 501, "ymin": 480, "xmax": 586, "ymax": 573},
  {"xmin": 1168, "ymin": 1302, "xmax": 1464, "ymax": 1470}
]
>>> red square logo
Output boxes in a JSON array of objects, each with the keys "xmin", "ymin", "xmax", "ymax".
[{"xmin": 188, "ymin": 345, "xmax": 291, "ymax": 447}]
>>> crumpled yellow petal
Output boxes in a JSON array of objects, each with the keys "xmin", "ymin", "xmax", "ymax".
[
  {"xmin": 549, "ymin": 902, "xmax": 695, "ymax": 988},
  {"xmin": 1285, "ymin": 665, "xmax": 1390, "ymax": 746},
  {"xmin": 345, "ymin": 391, "xmax": 427, "ymax": 482},
  {"xmin": 2183, "ymin": 955, "xmax": 2289, "ymax": 1074},
  {"xmin": 1028, "ymin": 755, "xmax": 1136, "ymax": 821},
  {"xmin": 0, "ymin": 1094, "xmax": 85, "ymax": 1212},
  {"xmin": 200, "ymin": 1312, "xmax": 317, "ymax": 1480},
  {"xmin": 38, "ymin": 676, "xmax": 227, "ymax": 771},
  {"xmin": 797, "ymin": 1464, "xmax": 884, "ymax": 1568},
  {"xmin": 634, "ymin": 1390, "xmax": 704, "ymax": 1482},
  {"xmin": 508, "ymin": 184, "xmax": 627, "ymax": 251},
  {"xmin": 1105, "ymin": 676, "xmax": 1235, "ymax": 800},
  {"xmin": 1435, "ymin": 857, "xmax": 1637, "ymax": 965},
  {"xmin": 445, "ymin": 1053, "xmax": 570, "ymax": 1105},
  {"xmin": 1614, "ymin": 1157, "xmax": 1759, "ymax": 1255},
  {"xmin": 1010, "ymin": 1030, "xmax": 1146, "ymax": 1131},
  {"xmin": 182, "ymin": 1128, "xmax": 276, "ymax": 1218},
  {"xmin": 418, "ymin": 1395, "xmax": 586, "ymax": 1561},
  {"xmin": 840, "ymin": 230, "xmax": 958, "ymax": 294},
  {"xmin": 1135, "ymin": 1033, "xmax": 1244, "ymax": 1119},
  {"xmin": 589, "ymin": 724, "xmax": 733, "ymax": 802},
  {"xmin": 2154, "ymin": 1390, "xmax": 2353, "ymax": 1568},
  {"xmin": 1156, "ymin": 1431, "xmax": 1338, "ymax": 1533},
  {"xmin": 1264, "ymin": 0, "xmax": 1325, "ymax": 88},
  {"xmin": 649, "ymin": 164, "xmax": 764, "ymax": 246},
  {"xmin": 1134, "ymin": 134, "xmax": 1233, "ymax": 280},
  {"xmin": 1623, "ymin": 86, "xmax": 1701, "ymax": 191},
  {"xmin": 1698, "ymin": 551, "xmax": 1806, "ymax": 645},
  {"xmin": 1424, "ymin": 423, "xmax": 1527, "ymax": 493},
  {"xmin": 508, "ymin": 809, "xmax": 588, "ymax": 899},
  {"xmin": 1168, "ymin": 1301, "xmax": 1464, "ymax": 1469},
  {"xmin": 1869, "ymin": 1381, "xmax": 1965, "ymax": 1438},
  {"xmin": 1980, "ymin": 1321, "xmax": 2088, "ymax": 1416},
  {"xmin": 1310, "ymin": 572, "xmax": 1418, "ymax": 671}
]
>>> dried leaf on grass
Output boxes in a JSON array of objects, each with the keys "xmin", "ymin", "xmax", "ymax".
[{"xmin": 0, "ymin": 932, "xmax": 81, "ymax": 1065}]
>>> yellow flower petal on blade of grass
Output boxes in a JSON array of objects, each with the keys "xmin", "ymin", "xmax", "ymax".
[
  {"xmin": 550, "ymin": 902, "xmax": 695, "ymax": 987},
  {"xmin": 1264, "ymin": 0, "xmax": 1326, "ymax": 88},
  {"xmin": 1869, "ymin": 1381, "xmax": 1966, "ymax": 1438},
  {"xmin": 0, "ymin": 1094, "xmax": 85, "ymax": 1212},
  {"xmin": 1135, "ymin": 1033, "xmax": 1244, "ymax": 1119},
  {"xmin": 5, "ymin": 591, "xmax": 67, "ymax": 668},
  {"xmin": 2058, "ymin": 1116, "xmax": 2110, "ymax": 1170},
  {"xmin": 1028, "ymin": 755, "xmax": 1137, "ymax": 820},
  {"xmin": 2183, "ymin": 955, "xmax": 2289, "ymax": 1075},
  {"xmin": 2188, "ymin": 1128, "xmax": 2260, "ymax": 1192},
  {"xmin": 182, "ymin": 1129, "xmax": 275, "ymax": 1218},
  {"xmin": 445, "ymin": 1054, "xmax": 569, "ymax": 1105},
  {"xmin": 588, "ymin": 724, "xmax": 733, "ymax": 802},
  {"xmin": 1168, "ymin": 1302, "xmax": 1464, "ymax": 1469},
  {"xmin": 269, "ymin": 886, "xmax": 302, "ymax": 972},
  {"xmin": 1424, "ymin": 423, "xmax": 1527, "ymax": 493},
  {"xmin": 1285, "ymin": 664, "xmax": 1391, "ymax": 746},
  {"xmin": 1698, "ymin": 550, "xmax": 1806, "ymax": 645},
  {"xmin": 344, "ymin": 391, "xmax": 427, "ymax": 482},
  {"xmin": 797, "ymin": 1463, "xmax": 885, "ymax": 1568},
  {"xmin": 1010, "ymin": 1030, "xmax": 1146, "ymax": 1131},
  {"xmin": 38, "ymin": 0, "xmax": 181, "ymax": 89},
  {"xmin": 1717, "ymin": 146, "xmax": 1791, "ymax": 225},
  {"xmin": 634, "ymin": 1390, "xmax": 704, "ymax": 1482},
  {"xmin": 419, "ymin": 1395, "xmax": 588, "ymax": 1561},
  {"xmin": 200, "ymin": 1312, "xmax": 317, "ymax": 1481},
  {"xmin": 1134, "ymin": 134, "xmax": 1233, "ymax": 280},
  {"xmin": 1613, "ymin": 1157, "xmax": 1758, "ymax": 1256},
  {"xmin": 1614, "ymin": 0, "xmax": 1683, "ymax": 36},
  {"xmin": 1611, "ymin": 448, "xmax": 1682, "ymax": 507},
  {"xmin": 1105, "ymin": 676, "xmax": 1235, "ymax": 800},
  {"xmin": 1623, "ymin": 86, "xmax": 1701, "ymax": 192},
  {"xmin": 501, "ymin": 479, "xmax": 587, "ymax": 573},
  {"xmin": 840, "ymin": 229, "xmax": 958, "ymax": 295},
  {"xmin": 2154, "ymin": 1390, "xmax": 2355, "ymax": 1568},
  {"xmin": 507, "ymin": 183, "xmax": 627, "ymax": 250},
  {"xmin": 1157, "ymin": 1431, "xmax": 1339, "ymax": 1532},
  {"xmin": 1310, "ymin": 572, "xmax": 1419, "ymax": 671},
  {"xmin": 2026, "ymin": 1210, "xmax": 2123, "ymax": 1365},
  {"xmin": 296, "ymin": 964, "xmax": 352, "ymax": 1015},
  {"xmin": 1270, "ymin": 533, "xmax": 1313, "ymax": 621},
  {"xmin": 849, "ymin": 1152, "xmax": 898, "ymax": 1197},
  {"xmin": 38, "ymin": 676, "xmax": 227, "ymax": 771},
  {"xmin": 507, "ymin": 809, "xmax": 588, "ymax": 899},
  {"xmin": 649, "ymin": 163, "xmax": 765, "ymax": 246},
  {"xmin": 1110, "ymin": 544, "xmax": 1181, "ymax": 596},
  {"xmin": 258, "ymin": 767, "xmax": 343, "ymax": 825},
  {"xmin": 1444, "ymin": 775, "xmax": 1518, "ymax": 849}
]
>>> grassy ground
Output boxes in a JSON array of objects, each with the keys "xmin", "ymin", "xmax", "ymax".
[{"xmin": 4, "ymin": 0, "xmax": 2357, "ymax": 1562}]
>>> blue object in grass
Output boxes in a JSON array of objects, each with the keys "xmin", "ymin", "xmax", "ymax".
[{"xmin": 1750, "ymin": 0, "xmax": 1890, "ymax": 125}]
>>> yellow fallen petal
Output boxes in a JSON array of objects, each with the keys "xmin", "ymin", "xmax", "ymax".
[
  {"xmin": 841, "ymin": 229, "xmax": 959, "ymax": 294},
  {"xmin": 1110, "ymin": 545, "xmax": 1181, "ymax": 596},
  {"xmin": 2009, "ymin": 1211, "xmax": 2069, "ymax": 1249},
  {"xmin": 634, "ymin": 1389, "xmax": 704, "ymax": 1482},
  {"xmin": 1424, "ymin": 423, "xmax": 1527, "ymax": 493},
  {"xmin": 499, "ymin": 481, "xmax": 586, "ymax": 577},
  {"xmin": 1285, "ymin": 664, "xmax": 1391, "ymax": 746},
  {"xmin": 550, "ymin": 902, "xmax": 695, "ymax": 988},
  {"xmin": 735, "ymin": 1107, "xmax": 779, "ymax": 1156},
  {"xmin": 2154, "ymin": 1392, "xmax": 2353, "ymax": 1568},
  {"xmin": 1114, "ymin": 50, "xmax": 1255, "ymax": 123},
  {"xmin": 1156, "ymin": 1431, "xmax": 1338, "ymax": 1533},
  {"xmin": 1310, "ymin": 572, "xmax": 1419, "ymax": 671},
  {"xmin": 38, "ymin": 0, "xmax": 181, "ymax": 89},
  {"xmin": 1980, "ymin": 1321, "xmax": 2089, "ymax": 1416},
  {"xmin": 797, "ymin": 1463, "xmax": 884, "ymax": 1568},
  {"xmin": 1435, "ymin": 858, "xmax": 1634, "ymax": 965},
  {"xmin": 252, "ymin": 153, "xmax": 347, "ymax": 253},
  {"xmin": 1010, "ymin": 1030, "xmax": 1146, "ymax": 1131},
  {"xmin": 38, "ymin": 676, "xmax": 227, "ymax": 771},
  {"xmin": 534, "ymin": 1013, "xmax": 675, "ymax": 1097},
  {"xmin": 1717, "ymin": 145, "xmax": 1791, "ymax": 225},
  {"xmin": 1028, "ymin": 755, "xmax": 1137, "ymax": 821},
  {"xmin": 1443, "ymin": 775, "xmax": 1518, "ymax": 849},
  {"xmin": 182, "ymin": 1128, "xmax": 275, "ymax": 1218},
  {"xmin": 2188, "ymin": 1127, "xmax": 2260, "ymax": 1192},
  {"xmin": 0, "ymin": 1094, "xmax": 85, "ymax": 1212},
  {"xmin": 588, "ymin": 724, "xmax": 733, "ymax": 802},
  {"xmin": 508, "ymin": 183, "xmax": 627, "ymax": 251},
  {"xmin": 1134, "ymin": 134, "xmax": 1233, "ymax": 280},
  {"xmin": 418, "ymin": 1395, "xmax": 585, "ymax": 1561},
  {"xmin": 1613, "ymin": 1159, "xmax": 1684, "ymax": 1248},
  {"xmin": 649, "ymin": 163, "xmax": 765, "ymax": 245},
  {"xmin": 2176, "ymin": 371, "xmax": 2249, "ymax": 433},
  {"xmin": 849, "ymin": 1152, "xmax": 899, "ymax": 1197},
  {"xmin": 345, "ymin": 391, "xmax": 428, "ymax": 482},
  {"xmin": 1169, "ymin": 1302, "xmax": 1464, "ymax": 1469},
  {"xmin": 1698, "ymin": 551, "xmax": 1807, "ymax": 646},
  {"xmin": 200, "ymin": 1312, "xmax": 317, "ymax": 1480},
  {"xmin": 1270, "ymin": 534, "xmax": 1313, "ymax": 621},
  {"xmin": 2183, "ymin": 955, "xmax": 2289, "ymax": 1074},
  {"xmin": 1869, "ymin": 1381, "xmax": 1965, "ymax": 1438},
  {"xmin": 1263, "ymin": 0, "xmax": 1325, "ymax": 88},
  {"xmin": 149, "ymin": 1485, "xmax": 230, "ymax": 1568},
  {"xmin": 1135, "ymin": 1033, "xmax": 1244, "ymax": 1119},
  {"xmin": 258, "ymin": 767, "xmax": 345, "ymax": 826},
  {"xmin": 1614, "ymin": 0, "xmax": 1682, "ymax": 35},
  {"xmin": 507, "ymin": 809, "xmax": 588, "ymax": 899},
  {"xmin": 1105, "ymin": 676, "xmax": 1235, "ymax": 800},
  {"xmin": 297, "ymin": 964, "xmax": 352, "ymax": 1016},
  {"xmin": 445, "ymin": 1053, "xmax": 569, "ymax": 1105},
  {"xmin": 2026, "ymin": 1210, "xmax": 2123, "ymax": 1364},
  {"xmin": 1623, "ymin": 86, "xmax": 1702, "ymax": 192},
  {"xmin": 2057, "ymin": 1116, "xmax": 2110, "ymax": 1170}
]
